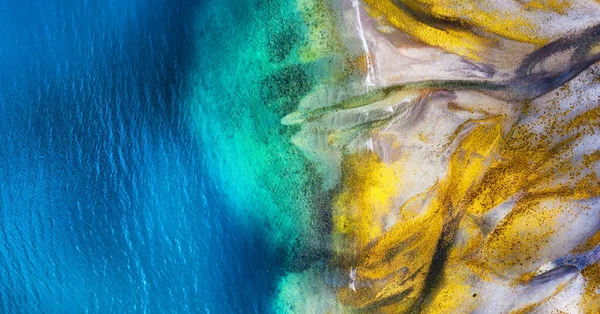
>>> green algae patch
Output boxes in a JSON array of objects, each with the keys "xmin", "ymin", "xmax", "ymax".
[{"xmin": 188, "ymin": 0, "xmax": 335, "ymax": 267}]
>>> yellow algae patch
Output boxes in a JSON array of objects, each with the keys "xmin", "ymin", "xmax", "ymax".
[
  {"xmin": 337, "ymin": 270, "xmax": 422, "ymax": 313},
  {"xmin": 357, "ymin": 197, "xmax": 444, "ymax": 280},
  {"xmin": 445, "ymin": 119, "xmax": 503, "ymax": 207},
  {"xmin": 332, "ymin": 152, "xmax": 402, "ymax": 260},
  {"xmin": 462, "ymin": 101, "xmax": 600, "ymax": 218},
  {"xmin": 565, "ymin": 106, "xmax": 600, "ymax": 132},
  {"xmin": 362, "ymin": 0, "xmax": 489, "ymax": 60},
  {"xmin": 360, "ymin": 0, "xmax": 573, "ymax": 60},
  {"xmin": 437, "ymin": 1, "xmax": 546, "ymax": 43},
  {"xmin": 413, "ymin": 0, "xmax": 544, "ymax": 44},
  {"xmin": 523, "ymin": 0, "xmax": 573, "ymax": 15},
  {"xmin": 482, "ymin": 197, "xmax": 566, "ymax": 276},
  {"xmin": 470, "ymin": 100, "xmax": 600, "ymax": 276},
  {"xmin": 333, "ymin": 153, "xmax": 443, "ymax": 311},
  {"xmin": 463, "ymin": 136, "xmax": 554, "ymax": 217},
  {"xmin": 334, "ymin": 117, "xmax": 508, "ymax": 311},
  {"xmin": 581, "ymin": 263, "xmax": 600, "ymax": 314},
  {"xmin": 574, "ymin": 230, "xmax": 600, "ymax": 254},
  {"xmin": 331, "ymin": 100, "xmax": 600, "ymax": 309},
  {"xmin": 326, "ymin": 78, "xmax": 600, "ymax": 310},
  {"xmin": 529, "ymin": 172, "xmax": 600, "ymax": 201},
  {"xmin": 466, "ymin": 158, "xmax": 532, "ymax": 216},
  {"xmin": 421, "ymin": 267, "xmax": 475, "ymax": 314}
]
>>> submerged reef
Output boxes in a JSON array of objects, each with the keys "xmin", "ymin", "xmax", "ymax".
[{"xmin": 275, "ymin": 0, "xmax": 600, "ymax": 312}]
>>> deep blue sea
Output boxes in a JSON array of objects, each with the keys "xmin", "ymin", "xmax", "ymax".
[{"xmin": 0, "ymin": 0, "xmax": 285, "ymax": 312}]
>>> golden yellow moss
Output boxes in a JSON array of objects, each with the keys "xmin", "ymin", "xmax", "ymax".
[
  {"xmin": 332, "ymin": 117, "xmax": 507, "ymax": 311},
  {"xmin": 445, "ymin": 119, "xmax": 503, "ymax": 207},
  {"xmin": 331, "ymin": 96, "xmax": 600, "ymax": 311},
  {"xmin": 574, "ymin": 230, "xmax": 600, "ymax": 254},
  {"xmin": 360, "ymin": 0, "xmax": 577, "ymax": 60},
  {"xmin": 482, "ymin": 197, "xmax": 563, "ymax": 274},
  {"xmin": 333, "ymin": 152, "xmax": 402, "ymax": 260},
  {"xmin": 581, "ymin": 263, "xmax": 600, "ymax": 314},
  {"xmin": 523, "ymin": 0, "xmax": 572, "ymax": 15},
  {"xmin": 362, "ymin": 0, "xmax": 489, "ymax": 60},
  {"xmin": 421, "ymin": 271, "xmax": 474, "ymax": 314}
]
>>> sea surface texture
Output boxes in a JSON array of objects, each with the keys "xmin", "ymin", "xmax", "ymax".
[{"xmin": 0, "ymin": 0, "xmax": 301, "ymax": 312}]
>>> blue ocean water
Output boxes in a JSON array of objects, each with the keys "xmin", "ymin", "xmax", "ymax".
[{"xmin": 0, "ymin": 0, "xmax": 282, "ymax": 312}]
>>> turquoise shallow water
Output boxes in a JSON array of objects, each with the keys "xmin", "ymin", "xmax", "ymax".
[
  {"xmin": 191, "ymin": 0, "xmax": 331, "ymax": 265},
  {"xmin": 0, "ymin": 0, "xmax": 315, "ymax": 312}
]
